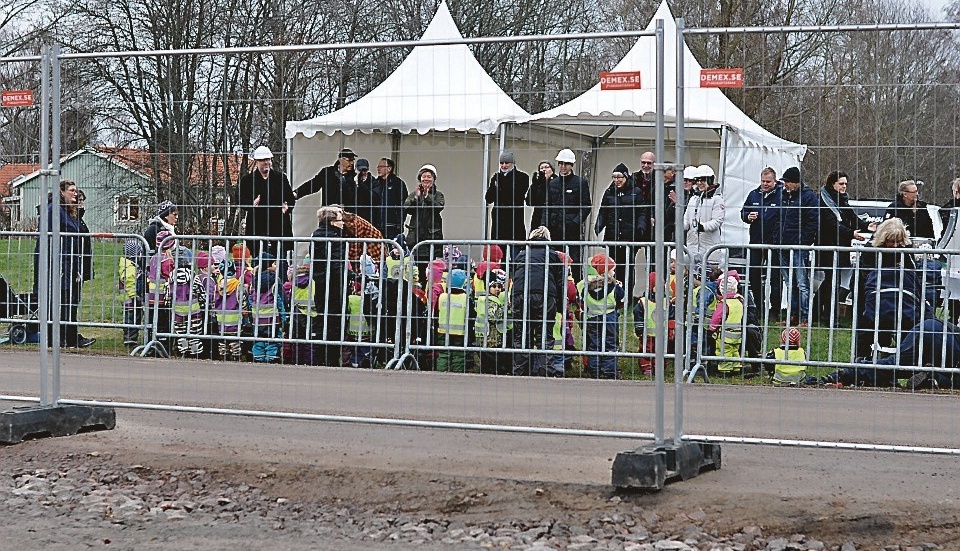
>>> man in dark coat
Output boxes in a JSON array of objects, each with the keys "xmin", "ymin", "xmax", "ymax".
[
  {"xmin": 485, "ymin": 150, "xmax": 530, "ymax": 257},
  {"xmin": 237, "ymin": 146, "xmax": 296, "ymax": 260},
  {"xmin": 776, "ymin": 166, "xmax": 819, "ymax": 326},
  {"xmin": 311, "ymin": 206, "xmax": 350, "ymax": 368},
  {"xmin": 353, "ymin": 158, "xmax": 376, "ymax": 228},
  {"xmin": 370, "ymin": 157, "xmax": 409, "ymax": 240},
  {"xmin": 543, "ymin": 148, "xmax": 591, "ymax": 278},
  {"xmin": 510, "ymin": 226, "xmax": 565, "ymax": 377},
  {"xmin": 740, "ymin": 167, "xmax": 782, "ymax": 319},
  {"xmin": 883, "ymin": 180, "xmax": 936, "ymax": 240},
  {"xmin": 295, "ymin": 148, "xmax": 359, "ymax": 212}
]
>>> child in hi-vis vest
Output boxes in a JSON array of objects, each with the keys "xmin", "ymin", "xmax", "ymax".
[
  {"xmin": 579, "ymin": 254, "xmax": 624, "ymax": 379},
  {"xmin": 766, "ymin": 328, "xmax": 807, "ymax": 385},
  {"xmin": 709, "ymin": 273, "xmax": 745, "ymax": 373},
  {"xmin": 436, "ymin": 269, "xmax": 471, "ymax": 372}
]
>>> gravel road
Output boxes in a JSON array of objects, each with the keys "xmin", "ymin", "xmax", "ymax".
[{"xmin": 2, "ymin": 406, "xmax": 958, "ymax": 550}]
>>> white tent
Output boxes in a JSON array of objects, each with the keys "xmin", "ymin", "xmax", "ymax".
[
  {"xmin": 521, "ymin": 0, "xmax": 807, "ymax": 246},
  {"xmin": 285, "ymin": 0, "xmax": 531, "ymax": 241}
]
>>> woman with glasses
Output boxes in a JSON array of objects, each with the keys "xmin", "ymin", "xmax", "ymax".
[{"xmin": 882, "ymin": 180, "xmax": 935, "ymax": 239}]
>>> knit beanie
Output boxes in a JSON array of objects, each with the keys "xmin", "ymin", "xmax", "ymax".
[
  {"xmin": 781, "ymin": 328, "xmax": 801, "ymax": 347},
  {"xmin": 782, "ymin": 167, "xmax": 801, "ymax": 183},
  {"xmin": 157, "ymin": 200, "xmax": 177, "ymax": 218}
]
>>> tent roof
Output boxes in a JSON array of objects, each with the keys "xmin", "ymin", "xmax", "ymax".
[
  {"xmin": 527, "ymin": 1, "xmax": 805, "ymax": 157},
  {"xmin": 285, "ymin": 1, "xmax": 530, "ymax": 139}
]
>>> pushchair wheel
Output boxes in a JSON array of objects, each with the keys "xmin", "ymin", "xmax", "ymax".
[{"xmin": 9, "ymin": 324, "xmax": 27, "ymax": 345}]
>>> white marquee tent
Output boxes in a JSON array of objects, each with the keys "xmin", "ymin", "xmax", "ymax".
[
  {"xmin": 285, "ymin": 0, "xmax": 531, "ymax": 242},
  {"xmin": 285, "ymin": 0, "xmax": 806, "ymax": 247},
  {"xmin": 521, "ymin": 0, "xmax": 807, "ymax": 246}
]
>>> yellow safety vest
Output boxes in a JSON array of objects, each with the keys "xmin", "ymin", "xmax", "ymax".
[
  {"xmin": 772, "ymin": 347, "xmax": 807, "ymax": 384},
  {"xmin": 437, "ymin": 292, "xmax": 468, "ymax": 336},
  {"xmin": 346, "ymin": 294, "xmax": 371, "ymax": 337},
  {"xmin": 291, "ymin": 282, "xmax": 316, "ymax": 317},
  {"xmin": 577, "ymin": 280, "xmax": 618, "ymax": 318},
  {"xmin": 719, "ymin": 296, "xmax": 744, "ymax": 344}
]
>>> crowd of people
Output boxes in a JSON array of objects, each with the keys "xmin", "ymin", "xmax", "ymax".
[{"xmin": 28, "ymin": 145, "xmax": 960, "ymax": 386}]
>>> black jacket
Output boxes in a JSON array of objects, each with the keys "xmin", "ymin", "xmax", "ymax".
[
  {"xmin": 238, "ymin": 168, "xmax": 296, "ymax": 242},
  {"xmin": 510, "ymin": 238, "xmax": 565, "ymax": 314},
  {"xmin": 542, "ymin": 173, "xmax": 591, "ymax": 242},
  {"xmin": 527, "ymin": 169, "xmax": 549, "ymax": 229},
  {"xmin": 296, "ymin": 163, "xmax": 358, "ymax": 211},
  {"xmin": 594, "ymin": 179, "xmax": 647, "ymax": 243},
  {"xmin": 486, "ymin": 168, "xmax": 530, "ymax": 241},
  {"xmin": 369, "ymin": 173, "xmax": 409, "ymax": 239},
  {"xmin": 818, "ymin": 186, "xmax": 869, "ymax": 266},
  {"xmin": 883, "ymin": 196, "xmax": 936, "ymax": 239}
]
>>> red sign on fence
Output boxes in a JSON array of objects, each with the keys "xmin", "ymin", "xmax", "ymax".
[
  {"xmin": 700, "ymin": 69, "xmax": 744, "ymax": 88},
  {"xmin": 600, "ymin": 71, "xmax": 641, "ymax": 90},
  {"xmin": 1, "ymin": 90, "xmax": 34, "ymax": 107}
]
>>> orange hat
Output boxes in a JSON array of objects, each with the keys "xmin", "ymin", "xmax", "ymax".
[
  {"xmin": 781, "ymin": 328, "xmax": 801, "ymax": 347},
  {"xmin": 231, "ymin": 243, "xmax": 251, "ymax": 261},
  {"xmin": 556, "ymin": 251, "xmax": 572, "ymax": 265},
  {"xmin": 590, "ymin": 253, "xmax": 616, "ymax": 274}
]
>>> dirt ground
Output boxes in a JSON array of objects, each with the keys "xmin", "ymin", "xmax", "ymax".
[{"xmin": 2, "ymin": 408, "xmax": 958, "ymax": 550}]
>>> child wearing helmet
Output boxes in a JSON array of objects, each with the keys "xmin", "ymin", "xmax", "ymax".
[
  {"xmin": 578, "ymin": 254, "xmax": 625, "ymax": 379},
  {"xmin": 435, "ymin": 268, "xmax": 472, "ymax": 372}
]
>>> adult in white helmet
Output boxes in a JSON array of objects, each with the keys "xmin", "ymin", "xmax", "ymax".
[
  {"xmin": 237, "ymin": 145, "xmax": 296, "ymax": 261},
  {"xmin": 541, "ymin": 148, "xmax": 591, "ymax": 278},
  {"xmin": 403, "ymin": 164, "xmax": 446, "ymax": 280},
  {"xmin": 683, "ymin": 163, "xmax": 726, "ymax": 265}
]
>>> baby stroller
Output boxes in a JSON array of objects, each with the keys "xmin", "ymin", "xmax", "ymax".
[{"xmin": 0, "ymin": 276, "xmax": 39, "ymax": 344}]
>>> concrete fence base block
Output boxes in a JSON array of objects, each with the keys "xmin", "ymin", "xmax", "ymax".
[
  {"xmin": 1, "ymin": 405, "xmax": 116, "ymax": 445},
  {"xmin": 611, "ymin": 441, "xmax": 721, "ymax": 491}
]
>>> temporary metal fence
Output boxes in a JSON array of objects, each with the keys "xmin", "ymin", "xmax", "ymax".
[
  {"xmin": 144, "ymin": 233, "xmax": 404, "ymax": 368},
  {"xmin": 0, "ymin": 230, "xmax": 152, "ymax": 348},
  {"xmin": 5, "ymin": 13, "xmax": 960, "ymax": 457}
]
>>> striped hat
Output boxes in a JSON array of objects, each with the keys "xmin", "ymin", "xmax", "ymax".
[{"xmin": 781, "ymin": 328, "xmax": 801, "ymax": 347}]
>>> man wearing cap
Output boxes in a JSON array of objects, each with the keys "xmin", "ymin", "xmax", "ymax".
[
  {"xmin": 353, "ymin": 158, "xmax": 376, "ymax": 228},
  {"xmin": 740, "ymin": 167, "xmax": 782, "ymax": 320},
  {"xmin": 370, "ymin": 157, "xmax": 408, "ymax": 240},
  {"xmin": 237, "ymin": 145, "xmax": 296, "ymax": 260},
  {"xmin": 776, "ymin": 166, "xmax": 819, "ymax": 326},
  {"xmin": 543, "ymin": 148, "xmax": 591, "ymax": 278},
  {"xmin": 295, "ymin": 148, "xmax": 359, "ymax": 212},
  {"xmin": 485, "ymin": 150, "xmax": 530, "ymax": 256}
]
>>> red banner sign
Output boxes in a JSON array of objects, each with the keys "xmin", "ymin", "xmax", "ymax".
[
  {"xmin": 1, "ymin": 90, "xmax": 34, "ymax": 107},
  {"xmin": 700, "ymin": 69, "xmax": 743, "ymax": 88},
  {"xmin": 600, "ymin": 71, "xmax": 641, "ymax": 91}
]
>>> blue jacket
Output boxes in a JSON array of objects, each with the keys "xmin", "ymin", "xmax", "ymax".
[
  {"xmin": 778, "ymin": 184, "xmax": 819, "ymax": 246},
  {"xmin": 740, "ymin": 184, "xmax": 781, "ymax": 245}
]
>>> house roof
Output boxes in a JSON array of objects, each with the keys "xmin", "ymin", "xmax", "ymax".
[
  {"xmin": 0, "ymin": 163, "xmax": 41, "ymax": 196},
  {"xmin": 10, "ymin": 147, "xmax": 245, "ymax": 190}
]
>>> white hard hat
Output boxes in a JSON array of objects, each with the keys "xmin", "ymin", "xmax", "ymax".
[
  {"xmin": 682, "ymin": 166, "xmax": 698, "ymax": 180},
  {"xmin": 696, "ymin": 164, "xmax": 715, "ymax": 178},
  {"xmin": 252, "ymin": 146, "xmax": 273, "ymax": 160},
  {"xmin": 555, "ymin": 149, "xmax": 576, "ymax": 164},
  {"xmin": 418, "ymin": 164, "xmax": 438, "ymax": 179}
]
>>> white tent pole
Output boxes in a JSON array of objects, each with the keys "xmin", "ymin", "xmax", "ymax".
[{"xmin": 482, "ymin": 132, "xmax": 492, "ymax": 239}]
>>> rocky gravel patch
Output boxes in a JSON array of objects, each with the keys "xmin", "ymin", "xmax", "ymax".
[{"xmin": 0, "ymin": 451, "xmax": 945, "ymax": 550}]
